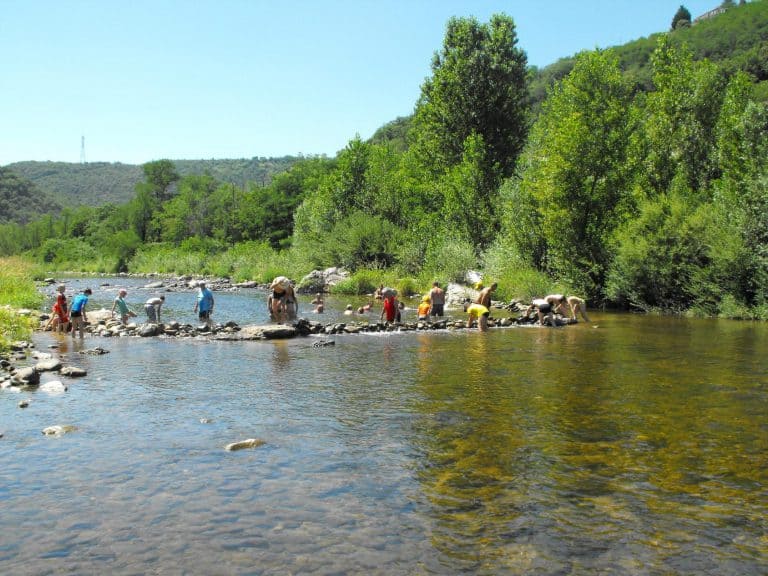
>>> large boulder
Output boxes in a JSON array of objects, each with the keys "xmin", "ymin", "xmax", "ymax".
[
  {"xmin": 138, "ymin": 324, "xmax": 159, "ymax": 337},
  {"xmin": 87, "ymin": 308, "xmax": 114, "ymax": 325},
  {"xmin": 34, "ymin": 359, "xmax": 62, "ymax": 372},
  {"xmin": 446, "ymin": 283, "xmax": 479, "ymax": 307},
  {"xmin": 296, "ymin": 267, "xmax": 349, "ymax": 294},
  {"xmin": 11, "ymin": 367, "xmax": 39, "ymax": 386}
]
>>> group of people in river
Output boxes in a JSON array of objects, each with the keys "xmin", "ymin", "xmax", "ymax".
[
  {"xmin": 45, "ymin": 282, "xmax": 216, "ymax": 337},
  {"xmin": 46, "ymin": 277, "xmax": 591, "ymax": 337}
]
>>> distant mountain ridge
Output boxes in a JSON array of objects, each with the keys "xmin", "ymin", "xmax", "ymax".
[{"xmin": 5, "ymin": 156, "xmax": 301, "ymax": 208}]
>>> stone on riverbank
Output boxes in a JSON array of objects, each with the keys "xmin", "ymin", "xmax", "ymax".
[
  {"xmin": 220, "ymin": 324, "xmax": 297, "ymax": 341},
  {"xmin": 296, "ymin": 267, "xmax": 349, "ymax": 294}
]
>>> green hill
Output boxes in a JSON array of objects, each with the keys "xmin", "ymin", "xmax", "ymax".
[
  {"xmin": 0, "ymin": 167, "xmax": 61, "ymax": 224},
  {"xmin": 5, "ymin": 157, "xmax": 301, "ymax": 209},
  {"xmin": 530, "ymin": 0, "xmax": 768, "ymax": 108}
]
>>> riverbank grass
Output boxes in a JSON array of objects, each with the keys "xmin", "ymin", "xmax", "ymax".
[{"xmin": 0, "ymin": 257, "xmax": 44, "ymax": 351}]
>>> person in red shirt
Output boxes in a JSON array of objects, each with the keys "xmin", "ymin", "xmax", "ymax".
[
  {"xmin": 380, "ymin": 294, "xmax": 398, "ymax": 323},
  {"xmin": 51, "ymin": 284, "xmax": 69, "ymax": 333}
]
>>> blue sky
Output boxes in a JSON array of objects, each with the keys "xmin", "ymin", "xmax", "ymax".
[{"xmin": 1, "ymin": 0, "xmax": 719, "ymax": 165}]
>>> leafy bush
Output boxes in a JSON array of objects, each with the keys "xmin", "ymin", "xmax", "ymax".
[
  {"xmin": 331, "ymin": 269, "xmax": 380, "ymax": 295},
  {"xmin": 422, "ymin": 232, "xmax": 478, "ymax": 284},
  {"xmin": 0, "ymin": 257, "xmax": 43, "ymax": 350}
]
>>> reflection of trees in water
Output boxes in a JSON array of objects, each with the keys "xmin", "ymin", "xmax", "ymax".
[
  {"xmin": 412, "ymin": 333, "xmax": 557, "ymax": 571},
  {"xmin": 409, "ymin": 323, "xmax": 768, "ymax": 571}
]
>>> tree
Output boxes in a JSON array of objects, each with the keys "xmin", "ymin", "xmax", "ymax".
[
  {"xmin": 671, "ymin": 5, "xmax": 692, "ymax": 30},
  {"xmin": 410, "ymin": 13, "xmax": 529, "ymax": 182},
  {"xmin": 142, "ymin": 159, "xmax": 180, "ymax": 202},
  {"xmin": 641, "ymin": 38, "xmax": 728, "ymax": 197},
  {"xmin": 513, "ymin": 50, "xmax": 637, "ymax": 299}
]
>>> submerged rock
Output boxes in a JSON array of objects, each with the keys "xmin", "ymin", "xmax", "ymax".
[
  {"xmin": 40, "ymin": 380, "xmax": 68, "ymax": 394},
  {"xmin": 225, "ymin": 438, "xmax": 266, "ymax": 451},
  {"xmin": 42, "ymin": 425, "xmax": 77, "ymax": 436}
]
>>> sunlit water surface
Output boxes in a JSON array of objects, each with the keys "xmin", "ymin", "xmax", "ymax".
[{"xmin": 1, "ymin": 278, "xmax": 766, "ymax": 574}]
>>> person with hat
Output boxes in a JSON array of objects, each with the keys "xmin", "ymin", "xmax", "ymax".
[{"xmin": 111, "ymin": 288, "xmax": 137, "ymax": 324}]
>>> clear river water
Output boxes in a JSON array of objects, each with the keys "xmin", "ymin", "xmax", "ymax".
[{"xmin": 1, "ymin": 277, "xmax": 766, "ymax": 575}]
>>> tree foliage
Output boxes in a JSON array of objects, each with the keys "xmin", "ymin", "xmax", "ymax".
[
  {"xmin": 510, "ymin": 50, "xmax": 637, "ymax": 298},
  {"xmin": 411, "ymin": 13, "xmax": 529, "ymax": 182},
  {"xmin": 671, "ymin": 5, "xmax": 692, "ymax": 30}
]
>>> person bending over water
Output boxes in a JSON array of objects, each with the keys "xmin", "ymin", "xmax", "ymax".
[
  {"xmin": 464, "ymin": 301, "xmax": 490, "ymax": 332},
  {"xmin": 566, "ymin": 296, "xmax": 590, "ymax": 322},
  {"xmin": 525, "ymin": 298, "xmax": 556, "ymax": 327},
  {"xmin": 145, "ymin": 295, "xmax": 165, "ymax": 324}
]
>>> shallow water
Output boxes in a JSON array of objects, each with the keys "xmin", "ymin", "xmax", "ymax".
[{"xmin": 1, "ymin": 279, "xmax": 766, "ymax": 574}]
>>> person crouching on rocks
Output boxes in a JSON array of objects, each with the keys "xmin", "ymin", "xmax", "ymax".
[
  {"xmin": 50, "ymin": 284, "xmax": 69, "ymax": 333},
  {"xmin": 418, "ymin": 296, "xmax": 431, "ymax": 321},
  {"xmin": 145, "ymin": 295, "xmax": 165, "ymax": 324}
]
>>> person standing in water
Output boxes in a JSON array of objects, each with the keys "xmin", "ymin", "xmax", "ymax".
[
  {"xmin": 428, "ymin": 282, "xmax": 445, "ymax": 317},
  {"xmin": 50, "ymin": 284, "xmax": 69, "ymax": 333},
  {"xmin": 111, "ymin": 289, "xmax": 137, "ymax": 324},
  {"xmin": 69, "ymin": 288, "xmax": 92, "ymax": 338},
  {"xmin": 194, "ymin": 282, "xmax": 215, "ymax": 328}
]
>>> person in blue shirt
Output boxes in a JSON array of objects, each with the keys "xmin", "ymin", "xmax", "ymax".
[
  {"xmin": 69, "ymin": 288, "xmax": 92, "ymax": 338},
  {"xmin": 193, "ymin": 281, "xmax": 215, "ymax": 329}
]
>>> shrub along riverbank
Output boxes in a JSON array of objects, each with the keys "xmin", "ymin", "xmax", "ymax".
[{"xmin": 0, "ymin": 258, "xmax": 44, "ymax": 351}]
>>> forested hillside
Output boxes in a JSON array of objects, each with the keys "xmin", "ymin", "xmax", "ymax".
[
  {"xmin": 6, "ymin": 157, "xmax": 300, "ymax": 208},
  {"xmin": 0, "ymin": 168, "xmax": 61, "ymax": 224},
  {"xmin": 530, "ymin": 0, "xmax": 768, "ymax": 107}
]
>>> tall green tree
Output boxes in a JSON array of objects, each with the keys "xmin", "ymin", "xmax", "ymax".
[
  {"xmin": 512, "ymin": 50, "xmax": 637, "ymax": 298},
  {"xmin": 141, "ymin": 159, "xmax": 180, "ymax": 202},
  {"xmin": 671, "ymin": 5, "xmax": 692, "ymax": 30},
  {"xmin": 411, "ymin": 13, "xmax": 529, "ymax": 182},
  {"xmin": 641, "ymin": 38, "xmax": 728, "ymax": 197}
]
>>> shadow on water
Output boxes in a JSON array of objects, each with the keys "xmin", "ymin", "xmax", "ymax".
[{"xmin": 2, "ymin": 282, "xmax": 767, "ymax": 574}]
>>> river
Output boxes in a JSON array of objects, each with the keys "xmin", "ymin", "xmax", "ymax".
[{"xmin": 1, "ymin": 277, "xmax": 766, "ymax": 574}]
